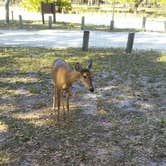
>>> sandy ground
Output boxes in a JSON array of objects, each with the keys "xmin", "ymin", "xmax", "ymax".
[{"xmin": 0, "ymin": 29, "xmax": 166, "ymax": 51}]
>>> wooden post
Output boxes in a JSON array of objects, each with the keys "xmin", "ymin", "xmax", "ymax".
[
  {"xmin": 82, "ymin": 31, "xmax": 90, "ymax": 51},
  {"xmin": 142, "ymin": 16, "xmax": 146, "ymax": 30},
  {"xmin": 48, "ymin": 16, "xmax": 52, "ymax": 29},
  {"xmin": 11, "ymin": 11, "xmax": 14, "ymax": 22},
  {"xmin": 81, "ymin": 16, "xmax": 85, "ymax": 30},
  {"xmin": 5, "ymin": 0, "xmax": 10, "ymax": 24},
  {"xmin": 110, "ymin": 20, "xmax": 114, "ymax": 30},
  {"xmin": 19, "ymin": 15, "xmax": 23, "ymax": 29},
  {"xmin": 42, "ymin": 13, "xmax": 45, "ymax": 24},
  {"xmin": 53, "ymin": 12, "xmax": 56, "ymax": 23},
  {"xmin": 110, "ymin": 0, "xmax": 115, "ymax": 31},
  {"xmin": 126, "ymin": 32, "xmax": 135, "ymax": 53}
]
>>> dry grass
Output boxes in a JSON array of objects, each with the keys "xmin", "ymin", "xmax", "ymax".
[{"xmin": 0, "ymin": 47, "xmax": 166, "ymax": 165}]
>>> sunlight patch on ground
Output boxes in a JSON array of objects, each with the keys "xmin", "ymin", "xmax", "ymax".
[
  {"xmin": 0, "ymin": 104, "xmax": 17, "ymax": 114},
  {"xmin": 0, "ymin": 152, "xmax": 11, "ymax": 165},
  {"xmin": 12, "ymin": 108, "xmax": 51, "ymax": 126},
  {"xmin": 1, "ymin": 89, "xmax": 33, "ymax": 97},
  {"xmin": 28, "ymin": 118, "xmax": 51, "ymax": 127},
  {"xmin": 98, "ymin": 85, "xmax": 117, "ymax": 91},
  {"xmin": 0, "ymin": 122, "xmax": 8, "ymax": 133},
  {"xmin": 135, "ymin": 101, "xmax": 154, "ymax": 110},
  {"xmin": 0, "ymin": 76, "xmax": 39, "ymax": 84},
  {"xmin": 12, "ymin": 108, "xmax": 50, "ymax": 120},
  {"xmin": 157, "ymin": 54, "xmax": 166, "ymax": 62}
]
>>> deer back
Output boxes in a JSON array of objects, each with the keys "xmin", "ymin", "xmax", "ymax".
[{"xmin": 52, "ymin": 59, "xmax": 72, "ymax": 89}]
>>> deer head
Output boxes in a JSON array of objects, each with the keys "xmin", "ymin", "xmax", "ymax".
[{"xmin": 74, "ymin": 59, "xmax": 94, "ymax": 92}]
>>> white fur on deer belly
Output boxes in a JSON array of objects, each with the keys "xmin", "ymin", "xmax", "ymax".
[{"xmin": 62, "ymin": 84, "xmax": 67, "ymax": 89}]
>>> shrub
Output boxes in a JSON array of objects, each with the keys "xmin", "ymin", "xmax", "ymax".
[{"xmin": 21, "ymin": 0, "xmax": 72, "ymax": 13}]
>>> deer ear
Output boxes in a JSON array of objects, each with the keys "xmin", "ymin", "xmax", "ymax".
[
  {"xmin": 74, "ymin": 63, "xmax": 82, "ymax": 72},
  {"xmin": 87, "ymin": 59, "xmax": 93, "ymax": 69}
]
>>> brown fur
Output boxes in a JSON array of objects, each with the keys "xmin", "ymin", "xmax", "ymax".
[{"xmin": 52, "ymin": 59, "xmax": 94, "ymax": 127}]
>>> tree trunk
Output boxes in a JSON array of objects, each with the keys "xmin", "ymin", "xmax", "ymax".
[
  {"xmin": 88, "ymin": 0, "xmax": 93, "ymax": 6},
  {"xmin": 57, "ymin": 0, "xmax": 62, "ymax": 13},
  {"xmin": 135, "ymin": 0, "xmax": 144, "ymax": 9},
  {"xmin": 5, "ymin": 0, "xmax": 11, "ymax": 24}
]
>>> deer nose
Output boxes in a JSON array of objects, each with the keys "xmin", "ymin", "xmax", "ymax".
[{"xmin": 89, "ymin": 87, "xmax": 94, "ymax": 92}]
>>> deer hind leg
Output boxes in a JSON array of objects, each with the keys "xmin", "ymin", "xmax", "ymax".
[
  {"xmin": 56, "ymin": 89, "xmax": 61, "ymax": 126},
  {"xmin": 66, "ymin": 90, "xmax": 71, "ymax": 127}
]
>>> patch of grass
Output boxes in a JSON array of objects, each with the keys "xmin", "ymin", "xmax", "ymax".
[
  {"xmin": 72, "ymin": 4, "xmax": 166, "ymax": 18},
  {"xmin": 0, "ymin": 151, "xmax": 11, "ymax": 165},
  {"xmin": 132, "ymin": 102, "xmax": 142, "ymax": 109},
  {"xmin": 116, "ymin": 95, "xmax": 125, "ymax": 101},
  {"xmin": 131, "ymin": 116, "xmax": 145, "ymax": 125},
  {"xmin": 0, "ymin": 20, "xmax": 79, "ymax": 30},
  {"xmin": 0, "ymin": 19, "xmax": 142, "ymax": 32},
  {"xmin": 27, "ymin": 85, "xmax": 40, "ymax": 94},
  {"xmin": 156, "ymin": 118, "xmax": 166, "ymax": 129},
  {"xmin": 0, "ymin": 47, "xmax": 166, "ymax": 165}
]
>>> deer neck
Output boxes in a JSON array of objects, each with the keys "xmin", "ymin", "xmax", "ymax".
[{"xmin": 67, "ymin": 71, "xmax": 81, "ymax": 85}]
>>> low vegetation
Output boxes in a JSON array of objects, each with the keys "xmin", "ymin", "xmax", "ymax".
[
  {"xmin": 0, "ymin": 20, "xmax": 80, "ymax": 30},
  {"xmin": 0, "ymin": 20, "xmax": 140, "ymax": 32},
  {"xmin": 0, "ymin": 47, "xmax": 165, "ymax": 165}
]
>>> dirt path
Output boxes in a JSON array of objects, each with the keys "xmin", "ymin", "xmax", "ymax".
[{"xmin": 0, "ymin": 30, "xmax": 166, "ymax": 51}]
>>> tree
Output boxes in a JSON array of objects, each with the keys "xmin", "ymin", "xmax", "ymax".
[
  {"xmin": 134, "ymin": 0, "xmax": 144, "ymax": 11},
  {"xmin": 56, "ymin": 0, "xmax": 72, "ymax": 13},
  {"xmin": 5, "ymin": 0, "xmax": 11, "ymax": 24}
]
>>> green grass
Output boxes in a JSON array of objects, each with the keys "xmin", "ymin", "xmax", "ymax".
[
  {"xmin": 72, "ymin": 4, "xmax": 166, "ymax": 18},
  {"xmin": 0, "ymin": 20, "xmax": 80, "ymax": 30},
  {"xmin": 0, "ymin": 19, "xmax": 141, "ymax": 32},
  {"xmin": 0, "ymin": 47, "xmax": 166, "ymax": 165}
]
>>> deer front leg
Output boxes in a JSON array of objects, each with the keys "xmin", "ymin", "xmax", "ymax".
[
  {"xmin": 52, "ymin": 85, "xmax": 57, "ymax": 111},
  {"xmin": 66, "ymin": 90, "xmax": 71, "ymax": 127},
  {"xmin": 61, "ymin": 91, "xmax": 66, "ymax": 121}
]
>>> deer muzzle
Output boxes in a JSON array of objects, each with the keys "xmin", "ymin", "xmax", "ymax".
[{"xmin": 89, "ymin": 87, "xmax": 94, "ymax": 92}]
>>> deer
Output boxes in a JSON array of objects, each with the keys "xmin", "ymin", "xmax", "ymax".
[{"xmin": 52, "ymin": 59, "xmax": 94, "ymax": 127}]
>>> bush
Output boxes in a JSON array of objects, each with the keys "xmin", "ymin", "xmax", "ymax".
[{"xmin": 21, "ymin": 0, "xmax": 72, "ymax": 13}]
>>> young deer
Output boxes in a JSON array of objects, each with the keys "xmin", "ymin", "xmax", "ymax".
[{"xmin": 52, "ymin": 59, "xmax": 94, "ymax": 127}]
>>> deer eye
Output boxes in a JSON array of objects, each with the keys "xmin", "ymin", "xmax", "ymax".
[{"xmin": 83, "ymin": 75, "xmax": 87, "ymax": 79}]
